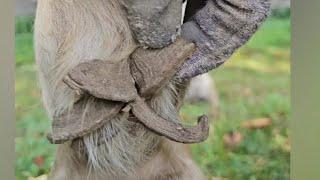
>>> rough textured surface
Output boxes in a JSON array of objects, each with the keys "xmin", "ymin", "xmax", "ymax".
[
  {"xmin": 35, "ymin": 0, "xmax": 208, "ymax": 179},
  {"xmin": 50, "ymin": 95, "xmax": 210, "ymax": 145},
  {"xmin": 49, "ymin": 39, "xmax": 195, "ymax": 144},
  {"xmin": 121, "ymin": 0, "xmax": 183, "ymax": 48},
  {"xmin": 122, "ymin": 0, "xmax": 270, "ymax": 80},
  {"xmin": 47, "ymin": 0, "xmax": 271, "ymax": 148},
  {"xmin": 48, "ymin": 97, "xmax": 124, "ymax": 144},
  {"xmin": 176, "ymin": 0, "xmax": 271, "ymax": 79},
  {"xmin": 130, "ymin": 38, "xmax": 195, "ymax": 98},
  {"xmin": 65, "ymin": 59, "xmax": 138, "ymax": 102},
  {"xmin": 51, "ymin": 40, "xmax": 198, "ymax": 144},
  {"xmin": 131, "ymin": 97, "xmax": 209, "ymax": 143}
]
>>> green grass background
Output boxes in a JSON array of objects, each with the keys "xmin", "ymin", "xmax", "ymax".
[{"xmin": 15, "ymin": 16, "xmax": 290, "ymax": 180}]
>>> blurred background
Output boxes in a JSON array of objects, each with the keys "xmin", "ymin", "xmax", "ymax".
[{"xmin": 15, "ymin": 0, "xmax": 290, "ymax": 179}]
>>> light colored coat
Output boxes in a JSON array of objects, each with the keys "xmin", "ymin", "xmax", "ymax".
[{"xmin": 35, "ymin": 0, "xmax": 204, "ymax": 179}]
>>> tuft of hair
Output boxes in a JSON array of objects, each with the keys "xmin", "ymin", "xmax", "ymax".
[{"xmin": 80, "ymin": 81, "xmax": 181, "ymax": 178}]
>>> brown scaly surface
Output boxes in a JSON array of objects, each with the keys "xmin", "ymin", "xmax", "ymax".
[
  {"xmin": 48, "ymin": 0, "xmax": 271, "ymax": 149},
  {"xmin": 48, "ymin": 38, "xmax": 210, "ymax": 146}
]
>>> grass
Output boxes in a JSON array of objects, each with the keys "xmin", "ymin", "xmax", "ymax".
[{"xmin": 15, "ymin": 17, "xmax": 290, "ymax": 180}]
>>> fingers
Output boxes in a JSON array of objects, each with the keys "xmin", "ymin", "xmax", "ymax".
[
  {"xmin": 130, "ymin": 38, "xmax": 195, "ymax": 98},
  {"xmin": 130, "ymin": 97, "xmax": 209, "ymax": 144},
  {"xmin": 53, "ymin": 40, "xmax": 195, "ymax": 144},
  {"xmin": 63, "ymin": 59, "xmax": 138, "ymax": 103},
  {"xmin": 47, "ymin": 97, "xmax": 124, "ymax": 144}
]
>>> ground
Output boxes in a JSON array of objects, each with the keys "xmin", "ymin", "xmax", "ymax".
[{"xmin": 15, "ymin": 16, "xmax": 290, "ymax": 180}]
